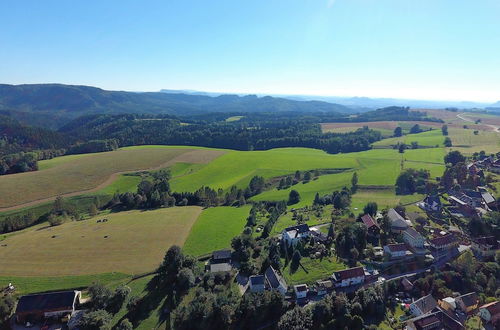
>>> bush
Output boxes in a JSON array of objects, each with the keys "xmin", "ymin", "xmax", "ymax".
[
  {"xmin": 48, "ymin": 214, "xmax": 65, "ymax": 226},
  {"xmin": 78, "ymin": 309, "xmax": 112, "ymax": 330}
]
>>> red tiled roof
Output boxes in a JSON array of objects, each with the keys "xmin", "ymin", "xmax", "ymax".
[
  {"xmin": 361, "ymin": 214, "xmax": 379, "ymax": 229},
  {"xmin": 333, "ymin": 266, "xmax": 365, "ymax": 281},
  {"xmin": 429, "ymin": 233, "xmax": 458, "ymax": 247}
]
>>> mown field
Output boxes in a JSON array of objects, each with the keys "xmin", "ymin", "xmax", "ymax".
[
  {"xmin": 183, "ymin": 205, "xmax": 251, "ymax": 256},
  {"xmin": 372, "ymin": 129, "xmax": 444, "ymax": 147},
  {"xmin": 0, "ymin": 146, "xmax": 225, "ymax": 209},
  {"xmin": 0, "ymin": 207, "xmax": 202, "ymax": 276}
]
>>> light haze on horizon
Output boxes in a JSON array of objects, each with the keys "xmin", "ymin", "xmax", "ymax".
[{"xmin": 1, "ymin": 0, "xmax": 499, "ymax": 102}]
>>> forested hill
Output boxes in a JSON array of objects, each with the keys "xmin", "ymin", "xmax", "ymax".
[{"xmin": 0, "ymin": 83, "xmax": 351, "ymax": 128}]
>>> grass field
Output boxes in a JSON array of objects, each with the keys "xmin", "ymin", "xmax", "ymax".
[
  {"xmin": 350, "ymin": 188, "xmax": 424, "ymax": 211},
  {"xmin": 0, "ymin": 146, "xmax": 225, "ymax": 209},
  {"xmin": 0, "ymin": 207, "xmax": 202, "ymax": 276},
  {"xmin": 372, "ymin": 129, "xmax": 444, "ymax": 147},
  {"xmin": 183, "ymin": 205, "xmax": 251, "ymax": 256},
  {"xmin": 281, "ymin": 256, "xmax": 348, "ymax": 285}
]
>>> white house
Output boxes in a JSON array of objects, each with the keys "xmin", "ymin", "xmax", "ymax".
[
  {"xmin": 331, "ymin": 266, "xmax": 365, "ymax": 288},
  {"xmin": 383, "ymin": 243, "xmax": 409, "ymax": 259},
  {"xmin": 281, "ymin": 224, "xmax": 310, "ymax": 246},
  {"xmin": 293, "ymin": 284, "xmax": 308, "ymax": 299},
  {"xmin": 403, "ymin": 227, "xmax": 425, "ymax": 249},
  {"xmin": 409, "ymin": 294, "xmax": 438, "ymax": 317},
  {"xmin": 265, "ymin": 266, "xmax": 287, "ymax": 295},
  {"xmin": 249, "ymin": 275, "xmax": 265, "ymax": 293}
]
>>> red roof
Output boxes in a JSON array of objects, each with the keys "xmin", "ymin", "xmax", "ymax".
[
  {"xmin": 429, "ymin": 233, "xmax": 458, "ymax": 247},
  {"xmin": 333, "ymin": 266, "xmax": 365, "ymax": 281},
  {"xmin": 361, "ymin": 214, "xmax": 379, "ymax": 229}
]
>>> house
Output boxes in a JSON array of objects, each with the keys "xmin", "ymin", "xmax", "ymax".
[
  {"xmin": 281, "ymin": 224, "xmax": 310, "ymax": 246},
  {"xmin": 249, "ymin": 275, "xmax": 265, "ymax": 293},
  {"xmin": 419, "ymin": 195, "xmax": 442, "ymax": 212},
  {"xmin": 471, "ymin": 236, "xmax": 500, "ymax": 259},
  {"xmin": 463, "ymin": 190, "xmax": 483, "ymax": 207},
  {"xmin": 293, "ymin": 284, "xmax": 308, "ymax": 299},
  {"xmin": 383, "ymin": 243, "xmax": 410, "ymax": 259},
  {"xmin": 209, "ymin": 249, "xmax": 232, "ymax": 273},
  {"xmin": 388, "ymin": 208, "xmax": 410, "ymax": 233},
  {"xmin": 316, "ymin": 280, "xmax": 334, "ymax": 296},
  {"xmin": 448, "ymin": 195, "xmax": 476, "ymax": 216},
  {"xmin": 360, "ymin": 214, "xmax": 380, "ymax": 236},
  {"xmin": 265, "ymin": 266, "xmax": 287, "ymax": 295},
  {"xmin": 15, "ymin": 290, "xmax": 81, "ymax": 324},
  {"xmin": 429, "ymin": 233, "xmax": 458, "ymax": 253},
  {"xmin": 439, "ymin": 297, "xmax": 457, "ymax": 312},
  {"xmin": 455, "ymin": 292, "xmax": 478, "ymax": 314},
  {"xmin": 403, "ymin": 227, "xmax": 425, "ymax": 249},
  {"xmin": 331, "ymin": 266, "xmax": 365, "ymax": 288},
  {"xmin": 410, "ymin": 294, "xmax": 438, "ymax": 317},
  {"xmin": 406, "ymin": 312, "xmax": 443, "ymax": 330},
  {"xmin": 479, "ymin": 301, "xmax": 500, "ymax": 325}
]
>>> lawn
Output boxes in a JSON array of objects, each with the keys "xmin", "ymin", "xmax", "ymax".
[
  {"xmin": 0, "ymin": 207, "xmax": 202, "ymax": 276},
  {"xmin": 0, "ymin": 146, "xmax": 225, "ymax": 209},
  {"xmin": 350, "ymin": 189, "xmax": 424, "ymax": 211},
  {"xmin": 281, "ymin": 256, "xmax": 348, "ymax": 285},
  {"xmin": 372, "ymin": 129, "xmax": 445, "ymax": 147},
  {"xmin": 183, "ymin": 205, "xmax": 251, "ymax": 256}
]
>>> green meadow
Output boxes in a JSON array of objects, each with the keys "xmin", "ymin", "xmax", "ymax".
[{"xmin": 372, "ymin": 129, "xmax": 444, "ymax": 147}]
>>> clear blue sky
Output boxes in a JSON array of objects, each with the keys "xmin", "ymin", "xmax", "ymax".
[{"xmin": 1, "ymin": 0, "xmax": 499, "ymax": 102}]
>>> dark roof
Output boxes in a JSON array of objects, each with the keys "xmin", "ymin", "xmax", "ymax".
[
  {"xmin": 333, "ymin": 266, "xmax": 365, "ymax": 281},
  {"xmin": 412, "ymin": 295, "xmax": 437, "ymax": 315},
  {"xmin": 480, "ymin": 301, "xmax": 500, "ymax": 316},
  {"xmin": 404, "ymin": 227, "xmax": 424, "ymax": 240},
  {"xmin": 473, "ymin": 236, "xmax": 499, "ymax": 248},
  {"xmin": 429, "ymin": 233, "xmax": 458, "ymax": 247},
  {"xmin": 413, "ymin": 313, "xmax": 441, "ymax": 329},
  {"xmin": 212, "ymin": 249, "xmax": 231, "ymax": 260},
  {"xmin": 424, "ymin": 195, "xmax": 442, "ymax": 206},
  {"xmin": 16, "ymin": 291, "xmax": 79, "ymax": 314},
  {"xmin": 284, "ymin": 224, "xmax": 310, "ymax": 234},
  {"xmin": 361, "ymin": 214, "xmax": 379, "ymax": 229},
  {"xmin": 457, "ymin": 292, "xmax": 478, "ymax": 308},
  {"xmin": 464, "ymin": 190, "xmax": 482, "ymax": 199},
  {"xmin": 265, "ymin": 266, "xmax": 286, "ymax": 289},
  {"xmin": 294, "ymin": 284, "xmax": 307, "ymax": 292},
  {"xmin": 385, "ymin": 243, "xmax": 407, "ymax": 252},
  {"xmin": 250, "ymin": 275, "xmax": 265, "ymax": 285},
  {"xmin": 388, "ymin": 209, "xmax": 409, "ymax": 228}
]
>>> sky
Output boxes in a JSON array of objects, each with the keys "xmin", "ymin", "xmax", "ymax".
[{"xmin": 1, "ymin": 0, "xmax": 499, "ymax": 102}]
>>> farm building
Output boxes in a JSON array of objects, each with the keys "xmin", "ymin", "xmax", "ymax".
[
  {"xmin": 15, "ymin": 290, "xmax": 81, "ymax": 324},
  {"xmin": 249, "ymin": 275, "xmax": 265, "ymax": 293},
  {"xmin": 387, "ymin": 208, "xmax": 410, "ymax": 233},
  {"xmin": 428, "ymin": 233, "xmax": 459, "ymax": 259},
  {"xmin": 209, "ymin": 249, "xmax": 232, "ymax": 273},
  {"xmin": 281, "ymin": 224, "xmax": 310, "ymax": 246},
  {"xmin": 403, "ymin": 227, "xmax": 425, "ymax": 250},
  {"xmin": 331, "ymin": 266, "xmax": 365, "ymax": 288},
  {"xmin": 406, "ymin": 312, "xmax": 442, "ymax": 330},
  {"xmin": 360, "ymin": 214, "xmax": 380, "ymax": 236},
  {"xmin": 409, "ymin": 294, "xmax": 438, "ymax": 317}
]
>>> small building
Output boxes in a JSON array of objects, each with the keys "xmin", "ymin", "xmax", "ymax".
[
  {"xmin": 438, "ymin": 297, "xmax": 457, "ymax": 312},
  {"xmin": 210, "ymin": 249, "xmax": 232, "ymax": 273},
  {"xmin": 331, "ymin": 266, "xmax": 365, "ymax": 288},
  {"xmin": 310, "ymin": 228, "xmax": 329, "ymax": 244},
  {"xmin": 15, "ymin": 290, "xmax": 81, "ymax": 324},
  {"xmin": 471, "ymin": 236, "xmax": 500, "ymax": 259},
  {"xmin": 265, "ymin": 266, "xmax": 287, "ymax": 295},
  {"xmin": 401, "ymin": 277, "xmax": 414, "ymax": 292},
  {"xmin": 409, "ymin": 294, "xmax": 438, "ymax": 317},
  {"xmin": 403, "ymin": 227, "xmax": 425, "ymax": 249},
  {"xmin": 406, "ymin": 312, "xmax": 443, "ymax": 330},
  {"xmin": 388, "ymin": 208, "xmax": 410, "ymax": 233},
  {"xmin": 479, "ymin": 301, "xmax": 500, "ymax": 325},
  {"xmin": 360, "ymin": 214, "xmax": 380, "ymax": 236},
  {"xmin": 455, "ymin": 292, "xmax": 478, "ymax": 314},
  {"xmin": 463, "ymin": 190, "xmax": 483, "ymax": 207},
  {"xmin": 316, "ymin": 280, "xmax": 334, "ymax": 296},
  {"xmin": 293, "ymin": 284, "xmax": 308, "ymax": 299},
  {"xmin": 419, "ymin": 195, "xmax": 442, "ymax": 212},
  {"xmin": 383, "ymin": 243, "xmax": 410, "ymax": 259},
  {"xmin": 282, "ymin": 224, "xmax": 310, "ymax": 246},
  {"xmin": 249, "ymin": 275, "xmax": 265, "ymax": 293},
  {"xmin": 448, "ymin": 195, "xmax": 477, "ymax": 216},
  {"xmin": 481, "ymin": 191, "xmax": 496, "ymax": 209}
]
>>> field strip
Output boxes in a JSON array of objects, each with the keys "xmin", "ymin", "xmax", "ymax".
[{"xmin": 0, "ymin": 149, "xmax": 225, "ymax": 212}]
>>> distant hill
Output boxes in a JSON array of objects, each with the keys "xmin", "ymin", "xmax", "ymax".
[{"xmin": 0, "ymin": 84, "xmax": 351, "ymax": 128}]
